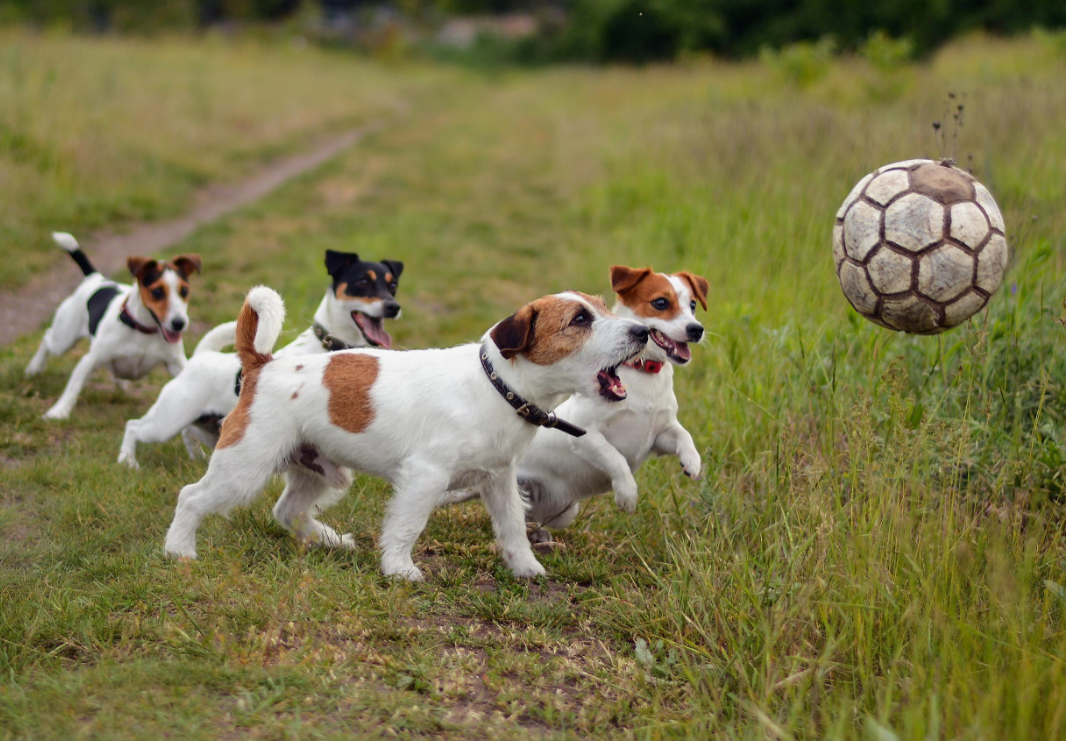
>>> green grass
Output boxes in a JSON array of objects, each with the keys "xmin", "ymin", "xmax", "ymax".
[{"xmin": 3, "ymin": 31, "xmax": 1066, "ymax": 738}]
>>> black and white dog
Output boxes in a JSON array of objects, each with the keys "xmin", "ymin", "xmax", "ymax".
[
  {"xmin": 118, "ymin": 250, "xmax": 402, "ymax": 468},
  {"xmin": 27, "ymin": 233, "xmax": 201, "ymax": 420}
]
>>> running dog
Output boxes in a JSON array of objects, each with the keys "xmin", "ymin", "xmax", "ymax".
[
  {"xmin": 163, "ymin": 286, "xmax": 649, "ymax": 580},
  {"xmin": 27, "ymin": 233, "xmax": 201, "ymax": 420},
  {"xmin": 515, "ymin": 265, "xmax": 707, "ymax": 542},
  {"xmin": 118, "ymin": 250, "xmax": 402, "ymax": 468}
]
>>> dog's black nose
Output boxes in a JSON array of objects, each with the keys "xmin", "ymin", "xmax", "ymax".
[
  {"xmin": 383, "ymin": 300, "xmax": 401, "ymax": 319},
  {"xmin": 629, "ymin": 324, "xmax": 650, "ymax": 342},
  {"xmin": 686, "ymin": 323, "xmax": 703, "ymax": 342},
  {"xmin": 171, "ymin": 318, "xmax": 186, "ymax": 332}
]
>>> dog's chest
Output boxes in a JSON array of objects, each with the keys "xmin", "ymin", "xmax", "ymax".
[
  {"xmin": 109, "ymin": 354, "xmax": 165, "ymax": 380},
  {"xmin": 602, "ymin": 403, "xmax": 672, "ymax": 463}
]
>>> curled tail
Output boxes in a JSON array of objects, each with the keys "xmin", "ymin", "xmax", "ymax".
[
  {"xmin": 53, "ymin": 232, "xmax": 97, "ymax": 277},
  {"xmin": 193, "ymin": 321, "xmax": 238, "ymax": 356},
  {"xmin": 235, "ymin": 286, "xmax": 285, "ymax": 372}
]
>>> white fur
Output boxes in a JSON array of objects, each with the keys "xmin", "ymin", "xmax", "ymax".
[
  {"xmin": 52, "ymin": 232, "xmax": 80, "ymax": 252},
  {"xmin": 118, "ymin": 286, "xmax": 392, "ymax": 468},
  {"xmin": 247, "ymin": 286, "xmax": 285, "ymax": 355},
  {"xmin": 27, "ymin": 241, "xmax": 190, "ymax": 420},
  {"xmin": 506, "ymin": 274, "xmax": 703, "ymax": 537},
  {"xmin": 162, "ymin": 290, "xmax": 649, "ymax": 581}
]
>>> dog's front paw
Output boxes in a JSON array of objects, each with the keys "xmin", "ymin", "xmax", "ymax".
[
  {"xmin": 42, "ymin": 407, "xmax": 70, "ymax": 421},
  {"xmin": 613, "ymin": 476, "xmax": 639, "ymax": 514},
  {"xmin": 509, "ymin": 556, "xmax": 546, "ymax": 579},
  {"xmin": 381, "ymin": 557, "xmax": 425, "ymax": 582},
  {"xmin": 680, "ymin": 448, "xmax": 702, "ymax": 480},
  {"xmin": 117, "ymin": 451, "xmax": 140, "ymax": 470},
  {"xmin": 163, "ymin": 546, "xmax": 197, "ymax": 560}
]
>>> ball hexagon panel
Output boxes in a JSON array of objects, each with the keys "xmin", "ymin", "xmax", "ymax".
[
  {"xmin": 944, "ymin": 291, "xmax": 988, "ymax": 326},
  {"xmin": 976, "ymin": 233, "xmax": 1009, "ymax": 293},
  {"xmin": 949, "ymin": 201, "xmax": 990, "ymax": 249},
  {"xmin": 918, "ymin": 244, "xmax": 974, "ymax": 302},
  {"xmin": 974, "ymin": 183, "xmax": 1005, "ymax": 233},
  {"xmin": 843, "ymin": 200, "xmax": 882, "ymax": 261},
  {"xmin": 865, "ymin": 169, "xmax": 910, "ymax": 207},
  {"xmin": 838, "ymin": 262, "xmax": 878, "ymax": 314},
  {"xmin": 884, "ymin": 193, "xmax": 943, "ymax": 253},
  {"xmin": 832, "ymin": 224, "xmax": 845, "ymax": 268},
  {"xmin": 836, "ymin": 172, "xmax": 873, "ymax": 219},
  {"xmin": 867, "ymin": 248, "xmax": 913, "ymax": 294},
  {"xmin": 881, "ymin": 295, "xmax": 939, "ymax": 333}
]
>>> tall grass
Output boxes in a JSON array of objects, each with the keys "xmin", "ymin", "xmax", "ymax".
[{"xmin": 2, "ymin": 33, "xmax": 1066, "ymax": 738}]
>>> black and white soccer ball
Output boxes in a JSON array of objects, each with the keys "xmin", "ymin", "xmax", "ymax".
[{"xmin": 834, "ymin": 159, "xmax": 1008, "ymax": 334}]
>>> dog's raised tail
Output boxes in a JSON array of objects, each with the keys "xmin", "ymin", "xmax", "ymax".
[
  {"xmin": 53, "ymin": 232, "xmax": 97, "ymax": 277},
  {"xmin": 193, "ymin": 321, "xmax": 238, "ymax": 356},
  {"xmin": 235, "ymin": 286, "xmax": 285, "ymax": 371}
]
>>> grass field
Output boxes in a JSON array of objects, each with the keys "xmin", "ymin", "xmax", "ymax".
[{"xmin": 3, "ymin": 30, "xmax": 1066, "ymax": 739}]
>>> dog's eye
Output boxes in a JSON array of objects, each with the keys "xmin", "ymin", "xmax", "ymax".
[
  {"xmin": 389, "ymin": 282, "xmax": 398, "ymax": 294},
  {"xmin": 151, "ymin": 288, "xmax": 165, "ymax": 300},
  {"xmin": 651, "ymin": 298, "xmax": 669, "ymax": 311},
  {"xmin": 180, "ymin": 286, "xmax": 190, "ymax": 299},
  {"xmin": 360, "ymin": 277, "xmax": 372, "ymax": 286},
  {"xmin": 570, "ymin": 310, "xmax": 592, "ymax": 327},
  {"xmin": 690, "ymin": 300, "xmax": 697, "ymax": 312}
]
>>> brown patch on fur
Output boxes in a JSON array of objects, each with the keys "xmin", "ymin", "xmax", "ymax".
[
  {"xmin": 138, "ymin": 278, "xmax": 170, "ymax": 320},
  {"xmin": 291, "ymin": 391, "xmax": 299, "ymax": 399},
  {"xmin": 296, "ymin": 364, "xmax": 304, "ymax": 371},
  {"xmin": 611, "ymin": 265, "xmax": 680, "ymax": 319},
  {"xmin": 384, "ymin": 272, "xmax": 393, "ymax": 283},
  {"xmin": 323, "ymin": 353, "xmax": 379, "ymax": 434},
  {"xmin": 493, "ymin": 295, "xmax": 599, "ymax": 365},
  {"xmin": 910, "ymin": 164, "xmax": 975, "ymax": 204},
  {"xmin": 335, "ymin": 282, "xmax": 348, "ymax": 300},
  {"xmin": 217, "ymin": 370, "xmax": 258, "ymax": 449},
  {"xmin": 127, "ymin": 255, "xmax": 199, "ymax": 320},
  {"xmin": 366, "ymin": 269, "xmax": 376, "ymax": 281},
  {"xmin": 171, "ymin": 254, "xmax": 202, "ymax": 278},
  {"xmin": 217, "ymin": 299, "xmax": 274, "ymax": 449},
  {"xmin": 675, "ymin": 271, "xmax": 709, "ymax": 310}
]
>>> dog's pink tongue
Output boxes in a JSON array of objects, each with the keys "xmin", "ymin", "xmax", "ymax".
[
  {"xmin": 162, "ymin": 327, "xmax": 182, "ymax": 344},
  {"xmin": 675, "ymin": 342, "xmax": 691, "ymax": 361},
  {"xmin": 354, "ymin": 313, "xmax": 392, "ymax": 349}
]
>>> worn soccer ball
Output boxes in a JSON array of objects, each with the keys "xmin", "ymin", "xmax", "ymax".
[{"xmin": 833, "ymin": 159, "xmax": 1008, "ymax": 334}]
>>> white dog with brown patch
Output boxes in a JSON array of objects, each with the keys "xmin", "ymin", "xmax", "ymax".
[
  {"xmin": 26, "ymin": 233, "xmax": 201, "ymax": 420},
  {"xmin": 516, "ymin": 265, "xmax": 708, "ymax": 541},
  {"xmin": 163, "ymin": 286, "xmax": 649, "ymax": 580}
]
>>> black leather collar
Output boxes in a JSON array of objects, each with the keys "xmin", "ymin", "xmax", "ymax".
[
  {"xmin": 313, "ymin": 322, "xmax": 353, "ymax": 352},
  {"xmin": 119, "ymin": 300, "xmax": 159, "ymax": 335},
  {"xmin": 479, "ymin": 344, "xmax": 586, "ymax": 438}
]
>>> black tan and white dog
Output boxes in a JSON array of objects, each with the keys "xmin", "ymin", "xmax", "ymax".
[
  {"xmin": 27, "ymin": 233, "xmax": 201, "ymax": 420},
  {"xmin": 163, "ymin": 286, "xmax": 649, "ymax": 580},
  {"xmin": 118, "ymin": 250, "xmax": 402, "ymax": 468},
  {"xmin": 512, "ymin": 265, "xmax": 708, "ymax": 541}
]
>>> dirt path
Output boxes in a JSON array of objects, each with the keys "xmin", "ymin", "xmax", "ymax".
[{"xmin": 0, "ymin": 126, "xmax": 372, "ymax": 347}]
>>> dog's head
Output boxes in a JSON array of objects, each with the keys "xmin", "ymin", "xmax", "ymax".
[
  {"xmin": 489, "ymin": 292, "xmax": 649, "ymax": 402},
  {"xmin": 609, "ymin": 265, "xmax": 707, "ymax": 366},
  {"xmin": 325, "ymin": 250, "xmax": 402, "ymax": 349},
  {"xmin": 127, "ymin": 255, "xmax": 202, "ymax": 343}
]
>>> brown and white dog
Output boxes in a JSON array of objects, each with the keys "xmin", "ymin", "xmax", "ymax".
[
  {"xmin": 510, "ymin": 265, "xmax": 707, "ymax": 541},
  {"xmin": 163, "ymin": 286, "xmax": 649, "ymax": 580},
  {"xmin": 27, "ymin": 233, "xmax": 200, "ymax": 420}
]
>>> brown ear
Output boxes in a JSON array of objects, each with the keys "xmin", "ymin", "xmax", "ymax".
[
  {"xmin": 610, "ymin": 265, "xmax": 652, "ymax": 295},
  {"xmin": 172, "ymin": 254, "xmax": 202, "ymax": 278},
  {"xmin": 490, "ymin": 304, "xmax": 536, "ymax": 360},
  {"xmin": 127, "ymin": 256, "xmax": 158, "ymax": 283},
  {"xmin": 676, "ymin": 271, "xmax": 709, "ymax": 311}
]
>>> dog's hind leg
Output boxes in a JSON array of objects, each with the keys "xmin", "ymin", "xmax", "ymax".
[
  {"xmin": 164, "ymin": 445, "xmax": 278, "ymax": 560},
  {"xmin": 25, "ymin": 330, "xmax": 53, "ymax": 377},
  {"xmin": 273, "ymin": 467, "xmax": 355, "ymax": 550},
  {"xmin": 181, "ymin": 425, "xmax": 218, "ymax": 460},
  {"xmin": 379, "ymin": 460, "xmax": 451, "ymax": 581}
]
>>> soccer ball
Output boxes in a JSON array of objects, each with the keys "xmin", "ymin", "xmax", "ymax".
[{"xmin": 833, "ymin": 159, "xmax": 1008, "ymax": 334}]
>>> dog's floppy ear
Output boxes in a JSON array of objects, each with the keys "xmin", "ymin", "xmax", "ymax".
[
  {"xmin": 127, "ymin": 256, "xmax": 159, "ymax": 283},
  {"xmin": 325, "ymin": 250, "xmax": 358, "ymax": 277},
  {"xmin": 609, "ymin": 265, "xmax": 652, "ymax": 295},
  {"xmin": 491, "ymin": 303, "xmax": 536, "ymax": 360},
  {"xmin": 676, "ymin": 271, "xmax": 709, "ymax": 311},
  {"xmin": 380, "ymin": 259, "xmax": 404, "ymax": 281},
  {"xmin": 172, "ymin": 254, "xmax": 202, "ymax": 279}
]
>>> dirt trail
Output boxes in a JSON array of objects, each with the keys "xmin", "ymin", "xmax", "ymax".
[{"xmin": 0, "ymin": 126, "xmax": 371, "ymax": 347}]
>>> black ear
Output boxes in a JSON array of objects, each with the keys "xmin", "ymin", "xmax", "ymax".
[
  {"xmin": 380, "ymin": 260, "xmax": 404, "ymax": 281},
  {"xmin": 490, "ymin": 304, "xmax": 536, "ymax": 360},
  {"xmin": 172, "ymin": 254, "xmax": 202, "ymax": 279},
  {"xmin": 325, "ymin": 250, "xmax": 358, "ymax": 277}
]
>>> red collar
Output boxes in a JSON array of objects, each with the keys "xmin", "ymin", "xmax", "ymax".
[
  {"xmin": 119, "ymin": 299, "xmax": 159, "ymax": 335},
  {"xmin": 624, "ymin": 358, "xmax": 664, "ymax": 374}
]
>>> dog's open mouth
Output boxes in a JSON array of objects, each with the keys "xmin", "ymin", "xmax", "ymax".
[
  {"xmin": 597, "ymin": 366, "xmax": 627, "ymax": 402},
  {"xmin": 650, "ymin": 328, "xmax": 691, "ymax": 363},
  {"xmin": 161, "ymin": 326, "xmax": 183, "ymax": 344},
  {"xmin": 352, "ymin": 312, "xmax": 392, "ymax": 349}
]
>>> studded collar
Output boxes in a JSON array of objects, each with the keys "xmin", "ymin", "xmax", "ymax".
[
  {"xmin": 313, "ymin": 322, "xmax": 353, "ymax": 352},
  {"xmin": 625, "ymin": 358, "xmax": 664, "ymax": 374},
  {"xmin": 119, "ymin": 299, "xmax": 159, "ymax": 335},
  {"xmin": 479, "ymin": 344, "xmax": 586, "ymax": 438}
]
